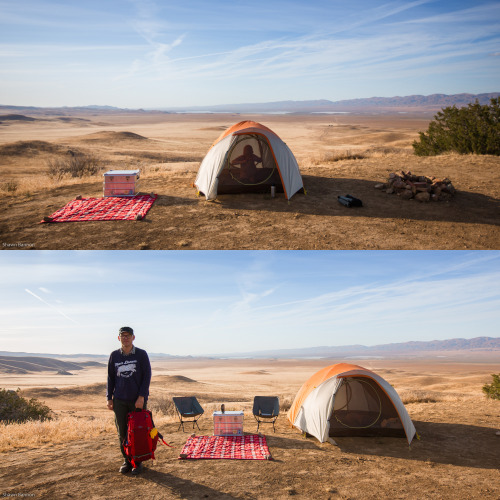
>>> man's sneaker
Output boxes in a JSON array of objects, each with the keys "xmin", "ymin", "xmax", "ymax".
[
  {"xmin": 119, "ymin": 461, "xmax": 132, "ymax": 474},
  {"xmin": 131, "ymin": 462, "xmax": 143, "ymax": 475}
]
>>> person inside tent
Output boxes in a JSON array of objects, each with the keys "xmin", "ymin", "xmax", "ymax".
[{"xmin": 230, "ymin": 144, "xmax": 262, "ymax": 182}]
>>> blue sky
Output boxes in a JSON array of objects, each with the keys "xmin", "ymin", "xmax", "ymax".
[
  {"xmin": 0, "ymin": 251, "xmax": 498, "ymax": 356},
  {"xmin": 1, "ymin": 0, "xmax": 499, "ymax": 107}
]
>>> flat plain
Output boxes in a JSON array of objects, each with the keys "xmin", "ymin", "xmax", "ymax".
[
  {"xmin": 1, "ymin": 357, "xmax": 499, "ymax": 499},
  {"xmin": 1, "ymin": 110, "xmax": 499, "ymax": 249}
]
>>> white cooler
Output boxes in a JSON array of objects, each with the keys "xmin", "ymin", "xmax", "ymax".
[
  {"xmin": 213, "ymin": 411, "xmax": 244, "ymax": 436},
  {"xmin": 103, "ymin": 169, "xmax": 140, "ymax": 197}
]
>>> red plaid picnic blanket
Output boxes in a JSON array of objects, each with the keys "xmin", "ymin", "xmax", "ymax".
[
  {"xmin": 179, "ymin": 435, "xmax": 272, "ymax": 460},
  {"xmin": 40, "ymin": 195, "xmax": 157, "ymax": 223}
]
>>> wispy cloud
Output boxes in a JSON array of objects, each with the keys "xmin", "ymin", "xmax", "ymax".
[
  {"xmin": 194, "ymin": 256, "xmax": 500, "ymax": 348},
  {"xmin": 122, "ymin": 2, "xmax": 499, "ymax": 88},
  {"xmin": 120, "ymin": 0, "xmax": 186, "ymax": 78},
  {"xmin": 1, "ymin": 1, "xmax": 498, "ymax": 105},
  {"xmin": 24, "ymin": 288, "xmax": 79, "ymax": 324}
]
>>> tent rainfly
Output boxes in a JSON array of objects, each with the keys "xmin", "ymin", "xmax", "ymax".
[
  {"xmin": 288, "ymin": 363, "xmax": 416, "ymax": 445},
  {"xmin": 194, "ymin": 121, "xmax": 304, "ymax": 200}
]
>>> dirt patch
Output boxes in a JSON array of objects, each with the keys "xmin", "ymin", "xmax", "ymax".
[
  {"xmin": 198, "ymin": 126, "xmax": 228, "ymax": 131},
  {"xmin": 78, "ymin": 131, "xmax": 149, "ymax": 142},
  {"xmin": 22, "ymin": 382, "xmax": 107, "ymax": 399},
  {"xmin": 54, "ymin": 117, "xmax": 91, "ymax": 123},
  {"xmin": 154, "ymin": 375, "xmax": 198, "ymax": 384},
  {"xmin": 0, "ymin": 140, "xmax": 61, "ymax": 157},
  {"xmin": 0, "ymin": 114, "xmax": 37, "ymax": 122},
  {"xmin": 240, "ymin": 370, "xmax": 270, "ymax": 375}
]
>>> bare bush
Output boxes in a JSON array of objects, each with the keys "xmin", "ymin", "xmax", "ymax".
[
  {"xmin": 0, "ymin": 180, "xmax": 19, "ymax": 193},
  {"xmin": 46, "ymin": 154, "xmax": 101, "ymax": 180},
  {"xmin": 308, "ymin": 150, "xmax": 366, "ymax": 166},
  {"xmin": 148, "ymin": 395, "xmax": 177, "ymax": 418},
  {"xmin": 399, "ymin": 390, "xmax": 439, "ymax": 404},
  {"xmin": 279, "ymin": 395, "xmax": 293, "ymax": 413},
  {"xmin": 324, "ymin": 150, "xmax": 366, "ymax": 162}
]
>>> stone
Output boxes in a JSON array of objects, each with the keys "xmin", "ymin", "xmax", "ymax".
[
  {"xmin": 400, "ymin": 190, "xmax": 414, "ymax": 200},
  {"xmin": 444, "ymin": 183, "xmax": 456, "ymax": 194},
  {"xmin": 415, "ymin": 191, "xmax": 430, "ymax": 202},
  {"xmin": 374, "ymin": 183, "xmax": 386, "ymax": 189}
]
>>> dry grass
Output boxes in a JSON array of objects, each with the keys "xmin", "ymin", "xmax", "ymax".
[
  {"xmin": 0, "ymin": 415, "xmax": 114, "ymax": 453},
  {"xmin": 0, "ymin": 157, "xmax": 194, "ymax": 198},
  {"xmin": 399, "ymin": 390, "xmax": 440, "ymax": 404},
  {"xmin": 0, "ymin": 172, "xmax": 101, "ymax": 198}
]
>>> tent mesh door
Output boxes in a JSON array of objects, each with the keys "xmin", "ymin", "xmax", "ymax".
[
  {"xmin": 217, "ymin": 134, "xmax": 282, "ymax": 194},
  {"xmin": 329, "ymin": 377, "xmax": 405, "ymax": 438}
]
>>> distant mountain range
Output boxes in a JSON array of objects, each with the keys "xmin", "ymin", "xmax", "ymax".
[
  {"xmin": 1, "ymin": 93, "xmax": 498, "ymax": 116},
  {"xmin": 211, "ymin": 336, "xmax": 500, "ymax": 359},
  {"xmin": 1, "ymin": 337, "xmax": 498, "ymax": 368},
  {"xmin": 163, "ymin": 93, "xmax": 500, "ymax": 113}
]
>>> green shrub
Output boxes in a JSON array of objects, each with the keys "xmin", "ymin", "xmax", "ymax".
[
  {"xmin": 482, "ymin": 373, "xmax": 500, "ymax": 400},
  {"xmin": 413, "ymin": 98, "xmax": 500, "ymax": 156},
  {"xmin": 0, "ymin": 388, "xmax": 52, "ymax": 423}
]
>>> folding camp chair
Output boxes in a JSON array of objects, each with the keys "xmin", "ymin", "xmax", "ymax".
[
  {"xmin": 252, "ymin": 396, "xmax": 280, "ymax": 433},
  {"xmin": 173, "ymin": 396, "xmax": 204, "ymax": 432}
]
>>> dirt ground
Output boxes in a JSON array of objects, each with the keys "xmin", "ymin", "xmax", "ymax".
[
  {"xmin": 1, "ymin": 358, "xmax": 499, "ymax": 499},
  {"xmin": 1, "ymin": 111, "xmax": 499, "ymax": 250}
]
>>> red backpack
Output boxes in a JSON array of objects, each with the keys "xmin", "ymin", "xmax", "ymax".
[{"xmin": 123, "ymin": 409, "xmax": 171, "ymax": 467}]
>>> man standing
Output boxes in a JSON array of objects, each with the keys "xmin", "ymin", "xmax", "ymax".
[{"xmin": 106, "ymin": 326, "xmax": 151, "ymax": 475}]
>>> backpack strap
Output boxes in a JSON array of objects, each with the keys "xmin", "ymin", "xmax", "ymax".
[{"xmin": 149, "ymin": 412, "xmax": 173, "ymax": 448}]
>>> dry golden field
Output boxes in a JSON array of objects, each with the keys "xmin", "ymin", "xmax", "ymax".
[
  {"xmin": 1, "ymin": 357, "xmax": 499, "ymax": 499},
  {"xmin": 1, "ymin": 110, "xmax": 499, "ymax": 250}
]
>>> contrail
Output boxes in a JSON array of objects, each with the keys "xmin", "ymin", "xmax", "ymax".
[{"xmin": 25, "ymin": 288, "xmax": 79, "ymax": 324}]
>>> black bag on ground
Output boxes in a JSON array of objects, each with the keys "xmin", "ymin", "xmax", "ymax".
[{"xmin": 338, "ymin": 194, "xmax": 363, "ymax": 207}]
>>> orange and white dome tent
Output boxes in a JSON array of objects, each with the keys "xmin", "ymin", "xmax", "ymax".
[
  {"xmin": 194, "ymin": 121, "xmax": 304, "ymax": 200},
  {"xmin": 288, "ymin": 363, "xmax": 416, "ymax": 445}
]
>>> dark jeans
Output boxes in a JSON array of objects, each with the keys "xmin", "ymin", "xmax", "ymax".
[{"xmin": 113, "ymin": 398, "xmax": 147, "ymax": 460}]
